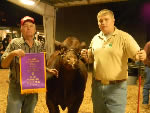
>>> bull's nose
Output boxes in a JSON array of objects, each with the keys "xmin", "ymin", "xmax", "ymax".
[{"xmin": 67, "ymin": 58, "xmax": 77, "ymax": 67}]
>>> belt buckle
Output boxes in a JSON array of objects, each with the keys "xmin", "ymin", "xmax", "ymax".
[{"xmin": 101, "ymin": 80, "xmax": 109, "ymax": 85}]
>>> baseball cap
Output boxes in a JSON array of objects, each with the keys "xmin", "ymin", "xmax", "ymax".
[{"xmin": 21, "ymin": 16, "xmax": 35, "ymax": 25}]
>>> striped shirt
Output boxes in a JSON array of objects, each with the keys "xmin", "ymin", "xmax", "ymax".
[{"xmin": 1, "ymin": 37, "xmax": 42, "ymax": 83}]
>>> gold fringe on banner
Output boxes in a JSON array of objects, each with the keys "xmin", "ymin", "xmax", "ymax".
[{"xmin": 21, "ymin": 88, "xmax": 47, "ymax": 94}]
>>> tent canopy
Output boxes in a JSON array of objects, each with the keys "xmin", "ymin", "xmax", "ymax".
[
  {"xmin": 40, "ymin": 0, "xmax": 127, "ymax": 7},
  {"xmin": 7, "ymin": 0, "xmax": 127, "ymax": 58}
]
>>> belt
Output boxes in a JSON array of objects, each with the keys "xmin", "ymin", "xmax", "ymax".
[{"xmin": 95, "ymin": 79, "xmax": 126, "ymax": 85}]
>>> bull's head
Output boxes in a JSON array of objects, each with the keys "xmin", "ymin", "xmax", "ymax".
[
  {"xmin": 54, "ymin": 36, "xmax": 87, "ymax": 69},
  {"xmin": 61, "ymin": 49, "xmax": 79, "ymax": 69}
]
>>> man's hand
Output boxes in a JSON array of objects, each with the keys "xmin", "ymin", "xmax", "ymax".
[
  {"xmin": 136, "ymin": 50, "xmax": 146, "ymax": 61},
  {"xmin": 46, "ymin": 68, "xmax": 58, "ymax": 78},
  {"xmin": 81, "ymin": 49, "xmax": 94, "ymax": 64},
  {"xmin": 81, "ymin": 49, "xmax": 88, "ymax": 57},
  {"xmin": 81, "ymin": 49, "xmax": 88, "ymax": 62},
  {"xmin": 12, "ymin": 49, "xmax": 25, "ymax": 57}
]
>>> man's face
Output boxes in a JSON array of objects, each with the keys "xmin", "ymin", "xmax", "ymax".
[
  {"xmin": 21, "ymin": 21, "xmax": 36, "ymax": 39},
  {"xmin": 98, "ymin": 14, "xmax": 115, "ymax": 35}
]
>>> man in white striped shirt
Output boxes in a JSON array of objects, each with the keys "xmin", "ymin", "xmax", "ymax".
[{"xmin": 1, "ymin": 16, "xmax": 58, "ymax": 113}]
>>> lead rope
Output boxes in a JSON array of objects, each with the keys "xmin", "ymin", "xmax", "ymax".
[
  {"xmin": 87, "ymin": 48, "xmax": 90, "ymax": 72},
  {"xmin": 137, "ymin": 48, "xmax": 142, "ymax": 113}
]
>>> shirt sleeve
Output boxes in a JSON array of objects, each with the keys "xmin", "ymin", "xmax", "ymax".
[
  {"xmin": 1, "ymin": 41, "xmax": 14, "ymax": 60},
  {"xmin": 124, "ymin": 33, "xmax": 140, "ymax": 60}
]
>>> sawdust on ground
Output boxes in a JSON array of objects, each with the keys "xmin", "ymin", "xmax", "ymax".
[{"xmin": 0, "ymin": 69, "xmax": 149, "ymax": 113}]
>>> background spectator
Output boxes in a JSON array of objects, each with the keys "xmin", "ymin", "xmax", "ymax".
[{"xmin": 2, "ymin": 34, "xmax": 11, "ymax": 51}]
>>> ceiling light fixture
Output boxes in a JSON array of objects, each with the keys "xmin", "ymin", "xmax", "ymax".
[{"xmin": 20, "ymin": 0, "xmax": 35, "ymax": 5}]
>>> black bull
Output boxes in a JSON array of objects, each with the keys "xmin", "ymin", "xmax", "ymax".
[{"xmin": 46, "ymin": 37, "xmax": 88, "ymax": 113}]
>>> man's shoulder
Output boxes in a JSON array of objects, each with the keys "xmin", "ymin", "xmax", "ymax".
[
  {"xmin": 115, "ymin": 28, "xmax": 131, "ymax": 36},
  {"xmin": 114, "ymin": 28, "xmax": 133, "ymax": 40},
  {"xmin": 10, "ymin": 37, "xmax": 24, "ymax": 45},
  {"xmin": 146, "ymin": 41, "xmax": 150, "ymax": 44},
  {"xmin": 93, "ymin": 32, "xmax": 100, "ymax": 38},
  {"xmin": 145, "ymin": 41, "xmax": 150, "ymax": 47},
  {"xmin": 92, "ymin": 33, "xmax": 101, "ymax": 40},
  {"xmin": 2, "ymin": 38, "xmax": 7, "ymax": 43},
  {"xmin": 11, "ymin": 37, "xmax": 22, "ymax": 41},
  {"xmin": 2, "ymin": 38, "xmax": 7, "ymax": 41}
]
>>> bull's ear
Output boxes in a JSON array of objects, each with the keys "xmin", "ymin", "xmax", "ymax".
[
  {"xmin": 55, "ymin": 40, "xmax": 63, "ymax": 50},
  {"xmin": 55, "ymin": 40, "xmax": 61, "ymax": 47},
  {"xmin": 80, "ymin": 41, "xmax": 87, "ymax": 49}
]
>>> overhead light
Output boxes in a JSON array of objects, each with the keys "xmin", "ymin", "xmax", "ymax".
[
  {"xmin": 20, "ymin": 0, "xmax": 35, "ymax": 5},
  {"xmin": 6, "ymin": 30, "xmax": 10, "ymax": 33}
]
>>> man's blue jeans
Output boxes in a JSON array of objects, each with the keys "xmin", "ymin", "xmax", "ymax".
[
  {"xmin": 92, "ymin": 78, "xmax": 127, "ymax": 113},
  {"xmin": 143, "ymin": 66, "xmax": 150, "ymax": 104},
  {"xmin": 6, "ymin": 80, "xmax": 38, "ymax": 113}
]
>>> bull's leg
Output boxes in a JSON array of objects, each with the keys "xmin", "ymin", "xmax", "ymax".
[
  {"xmin": 46, "ymin": 96, "xmax": 60, "ymax": 113},
  {"xmin": 68, "ymin": 94, "xmax": 84, "ymax": 113}
]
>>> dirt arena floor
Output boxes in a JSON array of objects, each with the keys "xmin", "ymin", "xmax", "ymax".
[{"xmin": 0, "ymin": 69, "xmax": 150, "ymax": 113}]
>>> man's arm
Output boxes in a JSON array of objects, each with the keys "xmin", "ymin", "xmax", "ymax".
[
  {"xmin": 1, "ymin": 49, "xmax": 25, "ymax": 68},
  {"xmin": 46, "ymin": 68, "xmax": 58, "ymax": 78},
  {"xmin": 81, "ymin": 49, "xmax": 94, "ymax": 64},
  {"xmin": 1, "ymin": 51, "xmax": 15, "ymax": 68},
  {"xmin": 142, "ymin": 42, "xmax": 150, "ymax": 65},
  {"xmin": 135, "ymin": 49, "xmax": 146, "ymax": 62}
]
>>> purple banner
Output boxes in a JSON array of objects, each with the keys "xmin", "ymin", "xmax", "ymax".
[{"xmin": 20, "ymin": 53, "xmax": 46, "ymax": 94}]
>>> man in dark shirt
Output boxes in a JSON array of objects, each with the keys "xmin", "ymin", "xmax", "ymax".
[
  {"xmin": 0, "ymin": 42, "xmax": 4, "ymax": 68},
  {"xmin": 142, "ymin": 41, "xmax": 150, "ymax": 109},
  {"xmin": 2, "ymin": 34, "xmax": 11, "ymax": 51}
]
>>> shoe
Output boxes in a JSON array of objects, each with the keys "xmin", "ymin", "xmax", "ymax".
[{"xmin": 142, "ymin": 104, "xmax": 149, "ymax": 109}]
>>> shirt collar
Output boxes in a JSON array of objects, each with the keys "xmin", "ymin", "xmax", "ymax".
[
  {"xmin": 21, "ymin": 37, "xmax": 36, "ymax": 47},
  {"xmin": 112, "ymin": 27, "xmax": 118, "ymax": 35},
  {"xmin": 99, "ymin": 31, "xmax": 107, "ymax": 41},
  {"xmin": 99, "ymin": 27, "xmax": 118, "ymax": 40}
]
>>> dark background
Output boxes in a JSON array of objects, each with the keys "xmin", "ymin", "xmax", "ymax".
[
  {"xmin": 0, "ymin": 0, "xmax": 150, "ymax": 47},
  {"xmin": 55, "ymin": 0, "xmax": 150, "ymax": 47},
  {"xmin": 0, "ymin": 0, "xmax": 43, "ymax": 27}
]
